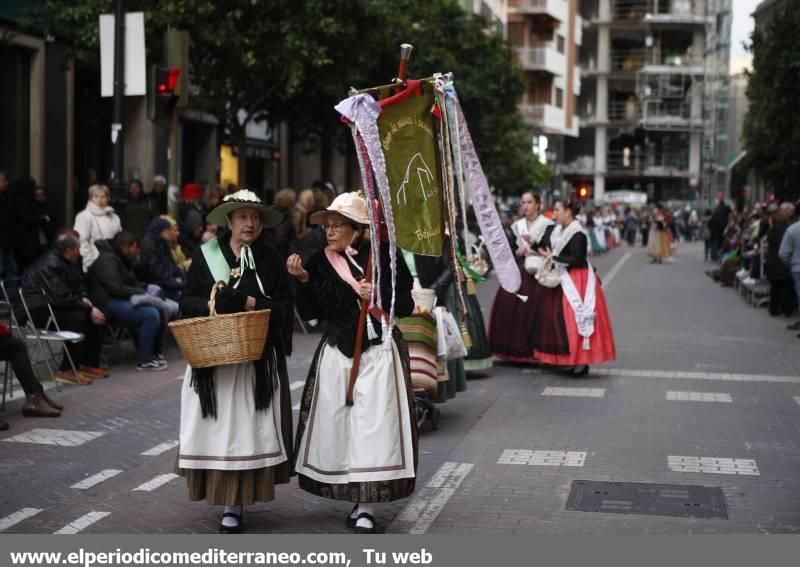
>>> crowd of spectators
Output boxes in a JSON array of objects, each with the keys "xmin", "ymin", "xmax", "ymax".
[
  {"xmin": 704, "ymin": 198, "xmax": 800, "ymax": 332},
  {"xmin": 0, "ymin": 167, "xmax": 344, "ymax": 406}
]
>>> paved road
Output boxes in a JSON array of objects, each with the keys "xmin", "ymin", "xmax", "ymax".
[{"xmin": 1, "ymin": 241, "xmax": 799, "ymax": 534}]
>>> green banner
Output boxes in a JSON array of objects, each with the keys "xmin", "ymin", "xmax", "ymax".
[{"xmin": 378, "ymin": 90, "xmax": 444, "ymax": 256}]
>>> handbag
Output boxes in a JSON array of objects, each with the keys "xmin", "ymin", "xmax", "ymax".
[
  {"xmin": 535, "ymin": 254, "xmax": 562, "ymax": 288},
  {"xmin": 434, "ymin": 306, "xmax": 467, "ymax": 360},
  {"xmin": 524, "ymin": 254, "xmax": 544, "ymax": 274}
]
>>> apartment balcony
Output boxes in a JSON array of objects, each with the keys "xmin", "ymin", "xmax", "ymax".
[
  {"xmin": 508, "ymin": 0, "xmax": 567, "ymax": 22},
  {"xmin": 641, "ymin": 100, "xmax": 703, "ymax": 131},
  {"xmin": 611, "ymin": 48, "xmax": 647, "ymax": 72},
  {"xmin": 519, "ymin": 103, "xmax": 578, "ymax": 136},
  {"xmin": 589, "ymin": 0, "xmax": 708, "ymax": 26},
  {"xmin": 645, "ymin": 0, "xmax": 708, "ymax": 26},
  {"xmin": 639, "ymin": 52, "xmax": 705, "ymax": 75},
  {"xmin": 582, "ymin": 100, "xmax": 642, "ymax": 126},
  {"xmin": 514, "ymin": 44, "xmax": 566, "ymax": 76}
]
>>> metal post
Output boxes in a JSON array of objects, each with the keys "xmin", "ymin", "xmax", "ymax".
[{"xmin": 110, "ymin": 0, "xmax": 125, "ymax": 199}]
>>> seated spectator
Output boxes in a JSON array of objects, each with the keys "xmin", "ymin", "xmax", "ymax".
[
  {"xmin": 178, "ymin": 183, "xmax": 206, "ymax": 236},
  {"xmin": 160, "ymin": 215, "xmax": 192, "ymax": 272},
  {"xmin": 122, "ymin": 178, "xmax": 156, "ymax": 240},
  {"xmin": 178, "ymin": 209, "xmax": 204, "ymax": 261},
  {"xmin": 74, "ymin": 184, "xmax": 122, "ymax": 272},
  {"xmin": 88, "ymin": 232, "xmax": 168, "ymax": 371},
  {"xmin": 20, "ymin": 235, "xmax": 107, "ymax": 385},
  {"xmin": 0, "ymin": 322, "xmax": 63, "ymax": 430},
  {"xmin": 140, "ymin": 217, "xmax": 185, "ymax": 302},
  {"xmin": 148, "ymin": 175, "xmax": 168, "ymax": 216}
]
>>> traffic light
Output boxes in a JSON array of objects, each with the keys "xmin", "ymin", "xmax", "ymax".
[
  {"xmin": 148, "ymin": 66, "xmax": 181, "ymax": 123},
  {"xmin": 578, "ymin": 184, "xmax": 591, "ymax": 200}
]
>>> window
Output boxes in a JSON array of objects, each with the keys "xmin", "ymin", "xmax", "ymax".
[
  {"xmin": 557, "ymin": 35, "xmax": 566, "ymax": 54},
  {"xmin": 555, "ymin": 88, "xmax": 564, "ymax": 108}
]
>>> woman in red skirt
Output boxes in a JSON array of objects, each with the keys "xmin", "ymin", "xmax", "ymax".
[
  {"xmin": 489, "ymin": 192, "xmax": 569, "ymax": 362},
  {"xmin": 533, "ymin": 196, "xmax": 616, "ymax": 375}
]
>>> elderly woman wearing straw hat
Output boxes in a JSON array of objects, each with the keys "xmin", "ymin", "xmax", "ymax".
[
  {"xmin": 176, "ymin": 189, "xmax": 294, "ymax": 534},
  {"xmin": 286, "ymin": 192, "xmax": 417, "ymax": 534}
]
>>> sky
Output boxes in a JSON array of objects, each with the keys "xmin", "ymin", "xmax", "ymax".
[{"xmin": 729, "ymin": 0, "xmax": 761, "ymax": 75}]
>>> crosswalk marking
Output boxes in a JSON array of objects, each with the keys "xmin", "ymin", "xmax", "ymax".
[
  {"xmin": 0, "ymin": 508, "xmax": 43, "ymax": 532},
  {"xmin": 132, "ymin": 473, "xmax": 180, "ymax": 492},
  {"xmin": 794, "ymin": 396, "xmax": 800, "ymax": 406},
  {"xmin": 668, "ymin": 456, "xmax": 760, "ymax": 476},
  {"xmin": 596, "ymin": 368, "xmax": 800, "ymax": 384},
  {"xmin": 290, "ymin": 381, "xmax": 305, "ymax": 391},
  {"xmin": 3, "ymin": 429, "xmax": 105, "ymax": 447},
  {"xmin": 70, "ymin": 469, "xmax": 123, "ymax": 490},
  {"xmin": 666, "ymin": 391, "xmax": 732, "ymax": 403},
  {"xmin": 140, "ymin": 440, "xmax": 179, "ymax": 456},
  {"xmin": 542, "ymin": 387, "xmax": 605, "ymax": 398},
  {"xmin": 54, "ymin": 511, "xmax": 110, "ymax": 534},
  {"xmin": 498, "ymin": 449, "xmax": 586, "ymax": 467},
  {"xmin": 292, "ymin": 402, "xmax": 301, "ymax": 411},
  {"xmin": 389, "ymin": 461, "xmax": 474, "ymax": 534}
]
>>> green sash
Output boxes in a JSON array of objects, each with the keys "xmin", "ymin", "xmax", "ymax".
[{"xmin": 201, "ymin": 238, "xmax": 231, "ymax": 284}]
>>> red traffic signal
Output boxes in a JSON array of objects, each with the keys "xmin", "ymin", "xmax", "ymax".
[
  {"xmin": 578, "ymin": 185, "xmax": 591, "ymax": 200},
  {"xmin": 156, "ymin": 67, "xmax": 180, "ymax": 95}
]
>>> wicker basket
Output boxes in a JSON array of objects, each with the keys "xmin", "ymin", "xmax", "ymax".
[{"xmin": 168, "ymin": 281, "xmax": 271, "ymax": 368}]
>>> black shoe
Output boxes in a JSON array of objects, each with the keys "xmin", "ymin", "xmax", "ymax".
[
  {"xmin": 219, "ymin": 512, "xmax": 243, "ymax": 534},
  {"xmin": 345, "ymin": 504, "xmax": 359, "ymax": 529},
  {"xmin": 429, "ymin": 406, "xmax": 441, "ymax": 431},
  {"xmin": 352, "ymin": 512, "xmax": 377, "ymax": 534},
  {"xmin": 788, "ymin": 322, "xmax": 800, "ymax": 331},
  {"xmin": 573, "ymin": 365, "xmax": 590, "ymax": 377},
  {"xmin": 0, "ymin": 421, "xmax": 8, "ymax": 431}
]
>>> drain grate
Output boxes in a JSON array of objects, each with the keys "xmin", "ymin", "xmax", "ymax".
[{"xmin": 566, "ymin": 480, "xmax": 728, "ymax": 519}]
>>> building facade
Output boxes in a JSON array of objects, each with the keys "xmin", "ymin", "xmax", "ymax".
[{"xmin": 559, "ymin": 0, "xmax": 731, "ymax": 205}]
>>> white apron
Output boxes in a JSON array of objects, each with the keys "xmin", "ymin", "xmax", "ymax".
[
  {"xmin": 295, "ymin": 341, "xmax": 415, "ymax": 484},
  {"xmin": 178, "ymin": 362, "xmax": 287, "ymax": 471}
]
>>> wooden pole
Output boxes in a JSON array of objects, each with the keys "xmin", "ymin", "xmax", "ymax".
[{"xmin": 345, "ymin": 43, "xmax": 413, "ymax": 407}]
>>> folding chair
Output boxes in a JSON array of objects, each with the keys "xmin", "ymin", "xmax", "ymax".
[
  {"xmin": 294, "ymin": 307, "xmax": 308, "ymax": 335},
  {"xmin": 15, "ymin": 286, "xmax": 85, "ymax": 385},
  {"xmin": 0, "ymin": 292, "xmax": 14, "ymax": 410}
]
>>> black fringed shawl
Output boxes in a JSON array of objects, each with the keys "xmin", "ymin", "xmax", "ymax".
[{"xmin": 180, "ymin": 234, "xmax": 294, "ymax": 419}]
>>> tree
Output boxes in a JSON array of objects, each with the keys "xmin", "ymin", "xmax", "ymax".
[
  {"xmin": 743, "ymin": 2, "xmax": 800, "ymax": 203},
  {"xmin": 24, "ymin": 0, "xmax": 540, "ymax": 193}
]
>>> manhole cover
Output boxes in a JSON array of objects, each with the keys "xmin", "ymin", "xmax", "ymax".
[{"xmin": 566, "ymin": 480, "xmax": 728, "ymax": 519}]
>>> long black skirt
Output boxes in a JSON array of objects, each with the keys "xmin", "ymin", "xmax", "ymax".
[{"xmin": 489, "ymin": 264, "xmax": 569, "ymax": 360}]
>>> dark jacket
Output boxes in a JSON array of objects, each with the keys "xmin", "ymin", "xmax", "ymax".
[
  {"xmin": 139, "ymin": 220, "xmax": 185, "ymax": 301},
  {"xmin": 181, "ymin": 234, "xmax": 294, "ymax": 356},
  {"xmin": 765, "ymin": 223, "xmax": 792, "ymax": 281},
  {"xmin": 554, "ymin": 232, "xmax": 589, "ymax": 269},
  {"xmin": 414, "ymin": 241, "xmax": 454, "ymax": 306},
  {"xmin": 19, "ymin": 249, "xmax": 90, "ymax": 317},
  {"xmin": 296, "ymin": 239, "xmax": 413, "ymax": 358},
  {"xmin": 87, "ymin": 239, "xmax": 146, "ymax": 308},
  {"xmin": 122, "ymin": 192, "xmax": 157, "ymax": 240}
]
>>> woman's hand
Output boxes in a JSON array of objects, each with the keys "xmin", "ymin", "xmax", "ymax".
[
  {"xmin": 538, "ymin": 246, "xmax": 552, "ymax": 256},
  {"xmin": 245, "ymin": 296, "xmax": 256, "ymax": 311},
  {"xmin": 358, "ymin": 280, "xmax": 373, "ymax": 300},
  {"xmin": 286, "ymin": 254, "xmax": 309, "ymax": 283}
]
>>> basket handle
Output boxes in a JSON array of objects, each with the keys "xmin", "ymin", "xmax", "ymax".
[{"xmin": 208, "ymin": 281, "xmax": 226, "ymax": 316}]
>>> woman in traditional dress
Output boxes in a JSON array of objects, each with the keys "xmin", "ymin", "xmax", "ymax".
[
  {"xmin": 177, "ymin": 190, "xmax": 294, "ymax": 534},
  {"xmin": 489, "ymin": 192, "xmax": 561, "ymax": 363},
  {"xmin": 647, "ymin": 208, "xmax": 673, "ymax": 264},
  {"xmin": 407, "ymin": 238, "xmax": 467, "ymax": 401},
  {"xmin": 533, "ymin": 196, "xmax": 616, "ymax": 375},
  {"xmin": 287, "ymin": 192, "xmax": 417, "ymax": 534}
]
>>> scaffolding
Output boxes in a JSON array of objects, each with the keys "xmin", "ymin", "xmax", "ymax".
[{"xmin": 701, "ymin": 0, "xmax": 732, "ymax": 205}]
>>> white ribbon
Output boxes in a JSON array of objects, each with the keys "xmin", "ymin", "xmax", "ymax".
[{"xmin": 553, "ymin": 226, "xmax": 596, "ymax": 350}]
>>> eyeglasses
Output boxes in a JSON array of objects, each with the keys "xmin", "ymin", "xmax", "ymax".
[{"xmin": 322, "ymin": 222, "xmax": 348, "ymax": 233}]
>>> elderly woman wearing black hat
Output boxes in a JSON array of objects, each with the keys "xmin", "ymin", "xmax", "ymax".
[
  {"xmin": 286, "ymin": 192, "xmax": 417, "ymax": 534},
  {"xmin": 177, "ymin": 190, "xmax": 294, "ymax": 534}
]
